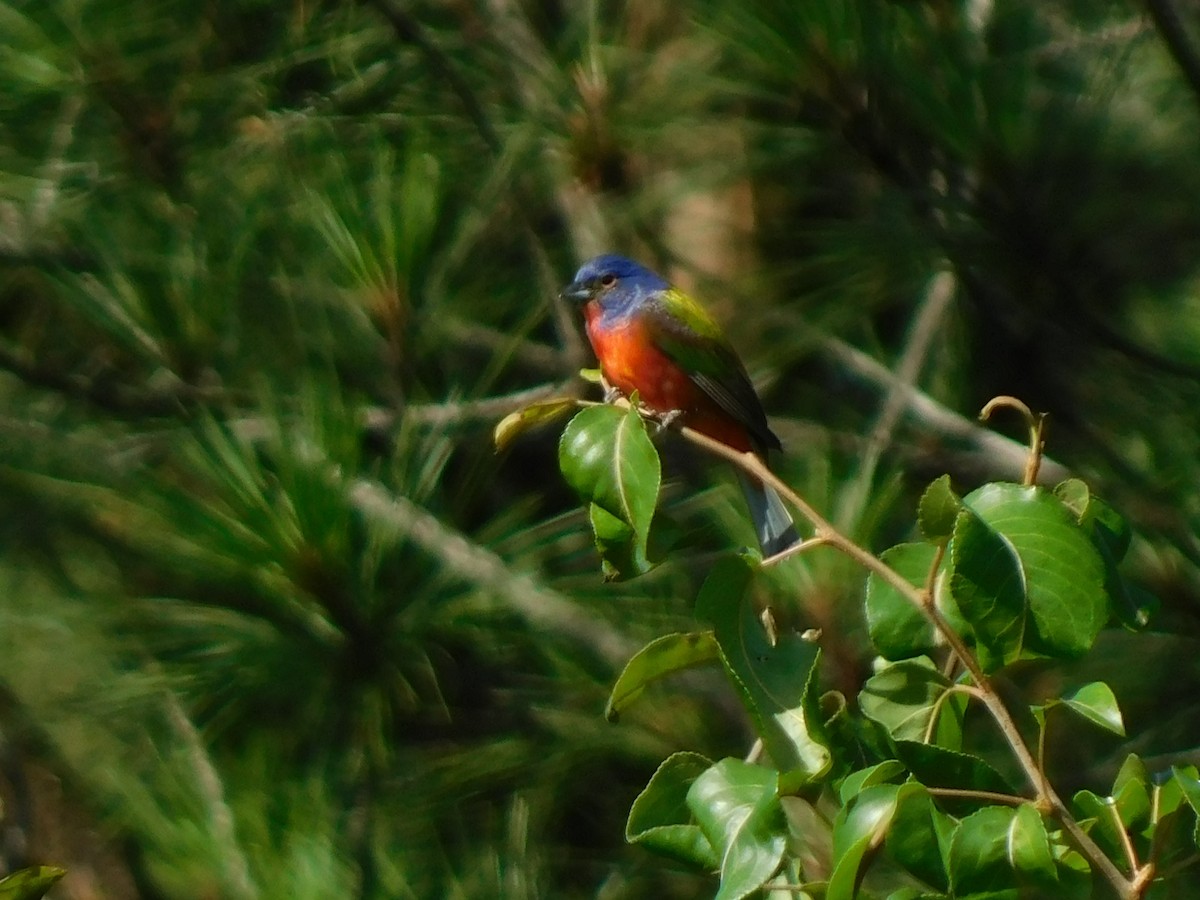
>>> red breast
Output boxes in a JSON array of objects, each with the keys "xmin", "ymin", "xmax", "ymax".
[{"xmin": 584, "ymin": 303, "xmax": 753, "ymax": 452}]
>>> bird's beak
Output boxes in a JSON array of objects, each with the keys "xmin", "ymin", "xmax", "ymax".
[{"xmin": 560, "ymin": 280, "xmax": 592, "ymax": 303}]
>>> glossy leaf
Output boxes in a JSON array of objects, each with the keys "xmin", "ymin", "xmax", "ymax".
[
  {"xmin": 866, "ymin": 543, "xmax": 939, "ymax": 661},
  {"xmin": 886, "ymin": 786, "xmax": 955, "ymax": 891},
  {"xmin": 590, "ymin": 503, "xmax": 650, "ymax": 580},
  {"xmin": 1058, "ymin": 681, "xmax": 1125, "ymax": 736},
  {"xmin": 894, "ymin": 741, "xmax": 1013, "ymax": 795},
  {"xmin": 839, "ymin": 760, "xmax": 906, "ymax": 804},
  {"xmin": 1158, "ymin": 765, "xmax": 1198, "ymax": 821},
  {"xmin": 697, "ymin": 556, "xmax": 830, "ymax": 786},
  {"xmin": 1173, "ymin": 766, "xmax": 1200, "ymax": 820},
  {"xmin": 0, "ymin": 867, "xmax": 66, "ymax": 900},
  {"xmin": 1172, "ymin": 767, "xmax": 1200, "ymax": 847},
  {"xmin": 1055, "ymin": 479, "xmax": 1131, "ymax": 562},
  {"xmin": 1072, "ymin": 789, "xmax": 1126, "ymax": 863},
  {"xmin": 860, "ymin": 658, "xmax": 954, "ymax": 742},
  {"xmin": 962, "ymin": 483, "xmax": 1107, "ymax": 660},
  {"xmin": 1144, "ymin": 768, "xmax": 1200, "ymax": 873},
  {"xmin": 948, "ymin": 506, "xmax": 1026, "ymax": 669},
  {"xmin": 493, "ymin": 397, "xmax": 578, "ymax": 451},
  {"xmin": 930, "ymin": 688, "xmax": 969, "ymax": 752},
  {"xmin": 919, "ymin": 474, "xmax": 961, "ymax": 543},
  {"xmin": 687, "ymin": 758, "xmax": 786, "ymax": 900},
  {"xmin": 627, "ymin": 752, "xmax": 719, "ymax": 869},
  {"xmin": 948, "ymin": 804, "xmax": 1056, "ymax": 895},
  {"xmin": 1056, "ymin": 480, "xmax": 1148, "ymax": 628},
  {"xmin": 1112, "ymin": 754, "xmax": 1151, "ymax": 831},
  {"xmin": 606, "ymin": 631, "xmax": 720, "ymax": 721},
  {"xmin": 828, "ymin": 783, "xmax": 920, "ymax": 900},
  {"xmin": 559, "ymin": 405, "xmax": 660, "ymax": 579}
]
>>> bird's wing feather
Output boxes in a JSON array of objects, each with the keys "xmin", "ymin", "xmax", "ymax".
[{"xmin": 645, "ymin": 288, "xmax": 780, "ymax": 451}]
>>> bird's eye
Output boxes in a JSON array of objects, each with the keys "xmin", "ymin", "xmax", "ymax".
[{"xmin": 599, "ymin": 274, "xmax": 617, "ymax": 288}]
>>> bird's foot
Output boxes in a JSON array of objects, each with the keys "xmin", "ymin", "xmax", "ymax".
[
  {"xmin": 603, "ymin": 384, "xmax": 624, "ymax": 404},
  {"xmin": 653, "ymin": 409, "xmax": 684, "ymax": 435}
]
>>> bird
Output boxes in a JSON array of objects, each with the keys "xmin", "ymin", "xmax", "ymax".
[{"xmin": 560, "ymin": 254, "xmax": 798, "ymax": 556}]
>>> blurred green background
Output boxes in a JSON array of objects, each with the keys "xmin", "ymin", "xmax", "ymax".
[{"xmin": 2, "ymin": 1, "xmax": 1200, "ymax": 897}]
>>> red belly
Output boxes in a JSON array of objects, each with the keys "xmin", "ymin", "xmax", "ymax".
[{"xmin": 585, "ymin": 307, "xmax": 752, "ymax": 452}]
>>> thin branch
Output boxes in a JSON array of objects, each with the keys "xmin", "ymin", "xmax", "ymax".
[
  {"xmin": 761, "ymin": 535, "xmax": 831, "ymax": 568},
  {"xmin": 675, "ymin": 422, "xmax": 1136, "ymax": 900},
  {"xmin": 922, "ymin": 683, "xmax": 980, "ymax": 745},
  {"xmin": 927, "ymin": 787, "xmax": 1027, "ymax": 806},
  {"xmin": 1108, "ymin": 797, "xmax": 1140, "ymax": 876},
  {"xmin": 979, "ymin": 396, "xmax": 1046, "ymax": 486},
  {"xmin": 383, "ymin": 381, "xmax": 578, "ymax": 429}
]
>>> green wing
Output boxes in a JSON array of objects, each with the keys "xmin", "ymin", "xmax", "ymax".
[{"xmin": 645, "ymin": 287, "xmax": 780, "ymax": 451}]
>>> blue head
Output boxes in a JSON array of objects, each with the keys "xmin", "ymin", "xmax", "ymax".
[{"xmin": 560, "ymin": 254, "xmax": 669, "ymax": 314}]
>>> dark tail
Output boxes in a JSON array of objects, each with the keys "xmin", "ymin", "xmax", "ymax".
[{"xmin": 737, "ymin": 471, "xmax": 799, "ymax": 556}]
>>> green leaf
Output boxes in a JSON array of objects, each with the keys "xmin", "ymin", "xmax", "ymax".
[
  {"xmin": 886, "ymin": 786, "xmax": 955, "ymax": 890},
  {"xmin": 1010, "ymin": 804, "xmax": 1058, "ymax": 886},
  {"xmin": 560, "ymin": 404, "xmax": 660, "ymax": 528},
  {"xmin": 590, "ymin": 503, "xmax": 651, "ymax": 580},
  {"xmin": 1057, "ymin": 681, "xmax": 1125, "ymax": 736},
  {"xmin": 1172, "ymin": 766, "xmax": 1200, "ymax": 821},
  {"xmin": 1112, "ymin": 754, "xmax": 1151, "ymax": 831},
  {"xmin": 0, "ymin": 866, "xmax": 66, "ymax": 900},
  {"xmin": 559, "ymin": 405, "xmax": 660, "ymax": 578},
  {"xmin": 493, "ymin": 397, "xmax": 578, "ymax": 451},
  {"xmin": 1072, "ymin": 789, "xmax": 1126, "ymax": 863},
  {"xmin": 1056, "ymin": 480, "xmax": 1148, "ymax": 628},
  {"xmin": 1158, "ymin": 766, "xmax": 1198, "ymax": 821},
  {"xmin": 866, "ymin": 543, "xmax": 939, "ymax": 661},
  {"xmin": 860, "ymin": 658, "xmax": 953, "ymax": 743},
  {"xmin": 961, "ymin": 483, "xmax": 1107, "ymax": 661},
  {"xmin": 1058, "ymin": 480, "xmax": 1132, "ymax": 562},
  {"xmin": 1144, "ymin": 768, "xmax": 1200, "ymax": 873},
  {"xmin": 627, "ymin": 752, "xmax": 719, "ymax": 869},
  {"xmin": 948, "ymin": 506, "xmax": 1027, "ymax": 669},
  {"xmin": 687, "ymin": 758, "xmax": 786, "ymax": 900},
  {"xmin": 696, "ymin": 556, "xmax": 831, "ymax": 787},
  {"xmin": 1053, "ymin": 478, "xmax": 1091, "ymax": 520},
  {"xmin": 839, "ymin": 760, "xmax": 907, "ymax": 804},
  {"xmin": 606, "ymin": 631, "xmax": 720, "ymax": 721},
  {"xmin": 893, "ymin": 741, "xmax": 1014, "ymax": 795},
  {"xmin": 1170, "ymin": 767, "xmax": 1200, "ymax": 849},
  {"xmin": 828, "ymin": 783, "xmax": 920, "ymax": 900},
  {"xmin": 931, "ymin": 689, "xmax": 969, "ymax": 752},
  {"xmin": 948, "ymin": 805, "xmax": 1056, "ymax": 895},
  {"xmin": 919, "ymin": 475, "xmax": 961, "ymax": 543}
]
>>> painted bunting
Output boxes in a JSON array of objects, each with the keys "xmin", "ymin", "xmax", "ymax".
[{"xmin": 561, "ymin": 254, "xmax": 798, "ymax": 555}]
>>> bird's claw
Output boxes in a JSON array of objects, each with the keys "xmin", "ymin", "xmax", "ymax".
[
  {"xmin": 653, "ymin": 409, "xmax": 683, "ymax": 435},
  {"xmin": 603, "ymin": 385, "xmax": 623, "ymax": 404}
]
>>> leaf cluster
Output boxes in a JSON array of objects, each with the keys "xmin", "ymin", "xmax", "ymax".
[{"xmin": 552, "ymin": 403, "xmax": 1195, "ymax": 898}]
